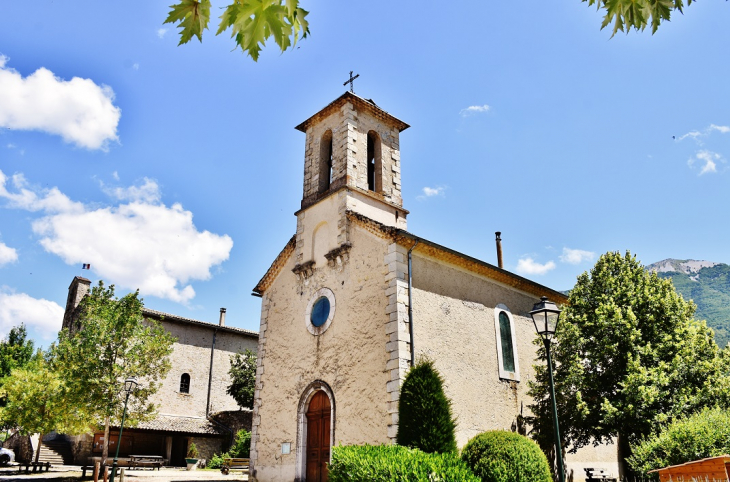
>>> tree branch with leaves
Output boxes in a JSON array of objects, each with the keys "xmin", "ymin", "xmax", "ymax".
[
  {"xmin": 165, "ymin": 0, "xmax": 309, "ymax": 61},
  {"xmin": 227, "ymin": 349, "xmax": 257, "ymax": 409}
]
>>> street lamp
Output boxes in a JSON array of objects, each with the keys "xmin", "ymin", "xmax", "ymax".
[
  {"xmin": 530, "ymin": 296, "xmax": 565, "ymax": 482},
  {"xmin": 109, "ymin": 377, "xmax": 138, "ymax": 482}
]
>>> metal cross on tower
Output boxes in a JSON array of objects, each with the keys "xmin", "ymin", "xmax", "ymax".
[{"xmin": 343, "ymin": 71, "xmax": 359, "ymax": 93}]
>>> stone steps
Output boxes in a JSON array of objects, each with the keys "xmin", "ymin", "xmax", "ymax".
[{"xmin": 36, "ymin": 440, "xmax": 73, "ymax": 465}]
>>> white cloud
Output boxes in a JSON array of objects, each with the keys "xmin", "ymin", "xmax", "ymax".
[
  {"xmin": 460, "ymin": 104, "xmax": 491, "ymax": 117},
  {"xmin": 104, "ymin": 177, "xmax": 161, "ymax": 203},
  {"xmin": 559, "ymin": 247, "xmax": 595, "ymax": 265},
  {"xmin": 416, "ymin": 185, "xmax": 446, "ymax": 201},
  {"xmin": 0, "ymin": 169, "xmax": 233, "ymax": 304},
  {"xmin": 709, "ymin": 124, "xmax": 730, "ymax": 134},
  {"xmin": 0, "ymin": 171, "xmax": 84, "ymax": 213},
  {"xmin": 132, "ymin": 63, "xmax": 140, "ymax": 71},
  {"xmin": 688, "ymin": 150, "xmax": 722, "ymax": 175},
  {"xmin": 676, "ymin": 124, "xmax": 730, "ymax": 144},
  {"xmin": 676, "ymin": 130, "xmax": 702, "ymax": 143},
  {"xmin": 516, "ymin": 257, "xmax": 556, "ymax": 276},
  {"xmin": 112, "ymin": 171, "xmax": 120, "ymax": 181},
  {"xmin": 0, "ymin": 54, "xmax": 121, "ymax": 150},
  {"xmin": 422, "ymin": 186, "xmax": 444, "ymax": 197},
  {"xmin": 0, "ymin": 242, "xmax": 18, "ymax": 266},
  {"xmin": 157, "ymin": 28, "xmax": 168, "ymax": 39},
  {"xmin": 0, "ymin": 289, "xmax": 64, "ymax": 340}
]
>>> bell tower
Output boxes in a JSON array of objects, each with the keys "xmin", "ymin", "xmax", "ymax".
[{"xmin": 292, "ymin": 92, "xmax": 409, "ymax": 271}]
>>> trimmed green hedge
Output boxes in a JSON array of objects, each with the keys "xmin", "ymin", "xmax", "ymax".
[
  {"xmin": 461, "ymin": 431, "xmax": 552, "ymax": 482},
  {"xmin": 628, "ymin": 407, "xmax": 730, "ymax": 479},
  {"xmin": 329, "ymin": 444, "xmax": 479, "ymax": 482}
]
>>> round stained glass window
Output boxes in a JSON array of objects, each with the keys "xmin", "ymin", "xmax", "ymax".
[{"xmin": 310, "ymin": 296, "xmax": 331, "ymax": 327}]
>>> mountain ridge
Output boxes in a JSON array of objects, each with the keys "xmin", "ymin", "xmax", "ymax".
[{"xmin": 647, "ymin": 259, "xmax": 730, "ymax": 349}]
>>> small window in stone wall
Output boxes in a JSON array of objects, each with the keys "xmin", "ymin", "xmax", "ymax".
[
  {"xmin": 180, "ymin": 373, "xmax": 190, "ymax": 394},
  {"xmin": 493, "ymin": 304, "xmax": 520, "ymax": 381}
]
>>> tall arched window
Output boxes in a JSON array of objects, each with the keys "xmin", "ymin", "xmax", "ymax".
[
  {"xmin": 366, "ymin": 131, "xmax": 382, "ymax": 192},
  {"xmin": 180, "ymin": 373, "xmax": 190, "ymax": 394},
  {"xmin": 493, "ymin": 305, "xmax": 520, "ymax": 381},
  {"xmin": 319, "ymin": 130, "xmax": 333, "ymax": 194}
]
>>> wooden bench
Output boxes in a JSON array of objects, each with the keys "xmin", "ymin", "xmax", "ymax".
[
  {"xmin": 130, "ymin": 455, "xmax": 164, "ymax": 470},
  {"xmin": 584, "ymin": 467, "xmax": 617, "ymax": 482},
  {"xmin": 221, "ymin": 457, "xmax": 250, "ymax": 475},
  {"xmin": 19, "ymin": 461, "xmax": 51, "ymax": 474}
]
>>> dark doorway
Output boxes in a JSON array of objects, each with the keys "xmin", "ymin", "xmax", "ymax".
[
  {"xmin": 306, "ymin": 391, "xmax": 331, "ymax": 482},
  {"xmin": 170, "ymin": 437, "xmax": 187, "ymax": 467}
]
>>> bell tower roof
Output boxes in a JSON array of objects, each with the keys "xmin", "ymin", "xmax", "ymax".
[{"xmin": 295, "ymin": 91, "xmax": 409, "ymax": 133}]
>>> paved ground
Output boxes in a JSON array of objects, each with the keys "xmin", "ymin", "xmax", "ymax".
[{"xmin": 0, "ymin": 466, "xmax": 248, "ymax": 482}]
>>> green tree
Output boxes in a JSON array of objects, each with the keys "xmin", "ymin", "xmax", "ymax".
[
  {"xmin": 396, "ymin": 357, "xmax": 457, "ymax": 454},
  {"xmin": 227, "ymin": 349, "xmax": 257, "ymax": 409},
  {"xmin": 0, "ymin": 324, "xmax": 34, "ymax": 379},
  {"xmin": 54, "ymin": 281, "xmax": 175, "ymax": 464},
  {"xmin": 527, "ymin": 251, "xmax": 730, "ymax": 477},
  {"xmin": 0, "ymin": 353, "xmax": 91, "ymax": 462}
]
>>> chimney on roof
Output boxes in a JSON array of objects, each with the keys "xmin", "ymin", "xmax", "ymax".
[
  {"xmin": 495, "ymin": 232, "xmax": 504, "ymax": 269},
  {"xmin": 219, "ymin": 308, "xmax": 226, "ymax": 326}
]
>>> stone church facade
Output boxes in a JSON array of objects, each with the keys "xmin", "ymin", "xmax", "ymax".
[
  {"xmin": 249, "ymin": 92, "xmax": 618, "ymax": 482},
  {"xmin": 60, "ymin": 276, "xmax": 258, "ymax": 466}
]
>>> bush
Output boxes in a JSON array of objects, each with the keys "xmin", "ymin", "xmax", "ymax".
[
  {"xmin": 206, "ymin": 453, "xmax": 225, "ymax": 469},
  {"xmin": 461, "ymin": 431, "xmax": 552, "ymax": 482},
  {"xmin": 397, "ymin": 357, "xmax": 457, "ymax": 454},
  {"xmin": 229, "ymin": 429, "xmax": 252, "ymax": 458},
  {"xmin": 628, "ymin": 407, "xmax": 730, "ymax": 479},
  {"xmin": 205, "ymin": 429, "xmax": 252, "ymax": 469},
  {"xmin": 186, "ymin": 442, "xmax": 199, "ymax": 459},
  {"xmin": 329, "ymin": 444, "xmax": 479, "ymax": 482}
]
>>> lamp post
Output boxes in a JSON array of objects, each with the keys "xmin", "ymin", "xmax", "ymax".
[
  {"xmin": 109, "ymin": 377, "xmax": 138, "ymax": 482},
  {"xmin": 530, "ymin": 296, "xmax": 565, "ymax": 482}
]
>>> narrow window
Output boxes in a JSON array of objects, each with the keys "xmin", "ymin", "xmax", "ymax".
[
  {"xmin": 366, "ymin": 131, "xmax": 382, "ymax": 192},
  {"xmin": 180, "ymin": 373, "xmax": 190, "ymax": 393},
  {"xmin": 493, "ymin": 304, "xmax": 520, "ymax": 381},
  {"xmin": 499, "ymin": 312, "xmax": 515, "ymax": 372},
  {"xmin": 319, "ymin": 130, "xmax": 333, "ymax": 194}
]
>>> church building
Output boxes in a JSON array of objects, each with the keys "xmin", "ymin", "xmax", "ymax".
[{"xmin": 249, "ymin": 91, "xmax": 618, "ymax": 482}]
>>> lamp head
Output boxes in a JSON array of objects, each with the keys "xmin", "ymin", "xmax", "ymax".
[
  {"xmin": 530, "ymin": 296, "xmax": 562, "ymax": 339},
  {"xmin": 124, "ymin": 377, "xmax": 138, "ymax": 393}
]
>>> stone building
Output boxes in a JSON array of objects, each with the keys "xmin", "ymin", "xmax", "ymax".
[
  {"xmin": 249, "ymin": 92, "xmax": 619, "ymax": 482},
  {"xmin": 60, "ymin": 276, "xmax": 258, "ymax": 466}
]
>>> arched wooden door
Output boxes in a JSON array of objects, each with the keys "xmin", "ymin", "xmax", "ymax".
[{"xmin": 306, "ymin": 390, "xmax": 331, "ymax": 482}]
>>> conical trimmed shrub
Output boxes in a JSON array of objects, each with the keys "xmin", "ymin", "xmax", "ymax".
[{"xmin": 396, "ymin": 357, "xmax": 457, "ymax": 454}]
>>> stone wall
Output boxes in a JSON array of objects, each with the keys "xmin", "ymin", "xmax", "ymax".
[
  {"xmin": 3, "ymin": 432, "xmax": 33, "ymax": 463},
  {"xmin": 212, "ymin": 410, "xmax": 252, "ymax": 436},
  {"xmin": 148, "ymin": 322, "xmax": 258, "ymax": 418}
]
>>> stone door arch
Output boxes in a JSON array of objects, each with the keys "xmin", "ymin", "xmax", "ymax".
[{"xmin": 296, "ymin": 381, "xmax": 335, "ymax": 482}]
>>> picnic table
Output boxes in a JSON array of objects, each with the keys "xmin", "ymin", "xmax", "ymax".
[
  {"xmin": 130, "ymin": 455, "xmax": 164, "ymax": 470},
  {"xmin": 584, "ymin": 467, "xmax": 617, "ymax": 482},
  {"xmin": 221, "ymin": 457, "xmax": 249, "ymax": 475}
]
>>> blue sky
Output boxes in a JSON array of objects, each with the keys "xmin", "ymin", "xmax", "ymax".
[{"xmin": 1, "ymin": 1, "xmax": 728, "ymax": 348}]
